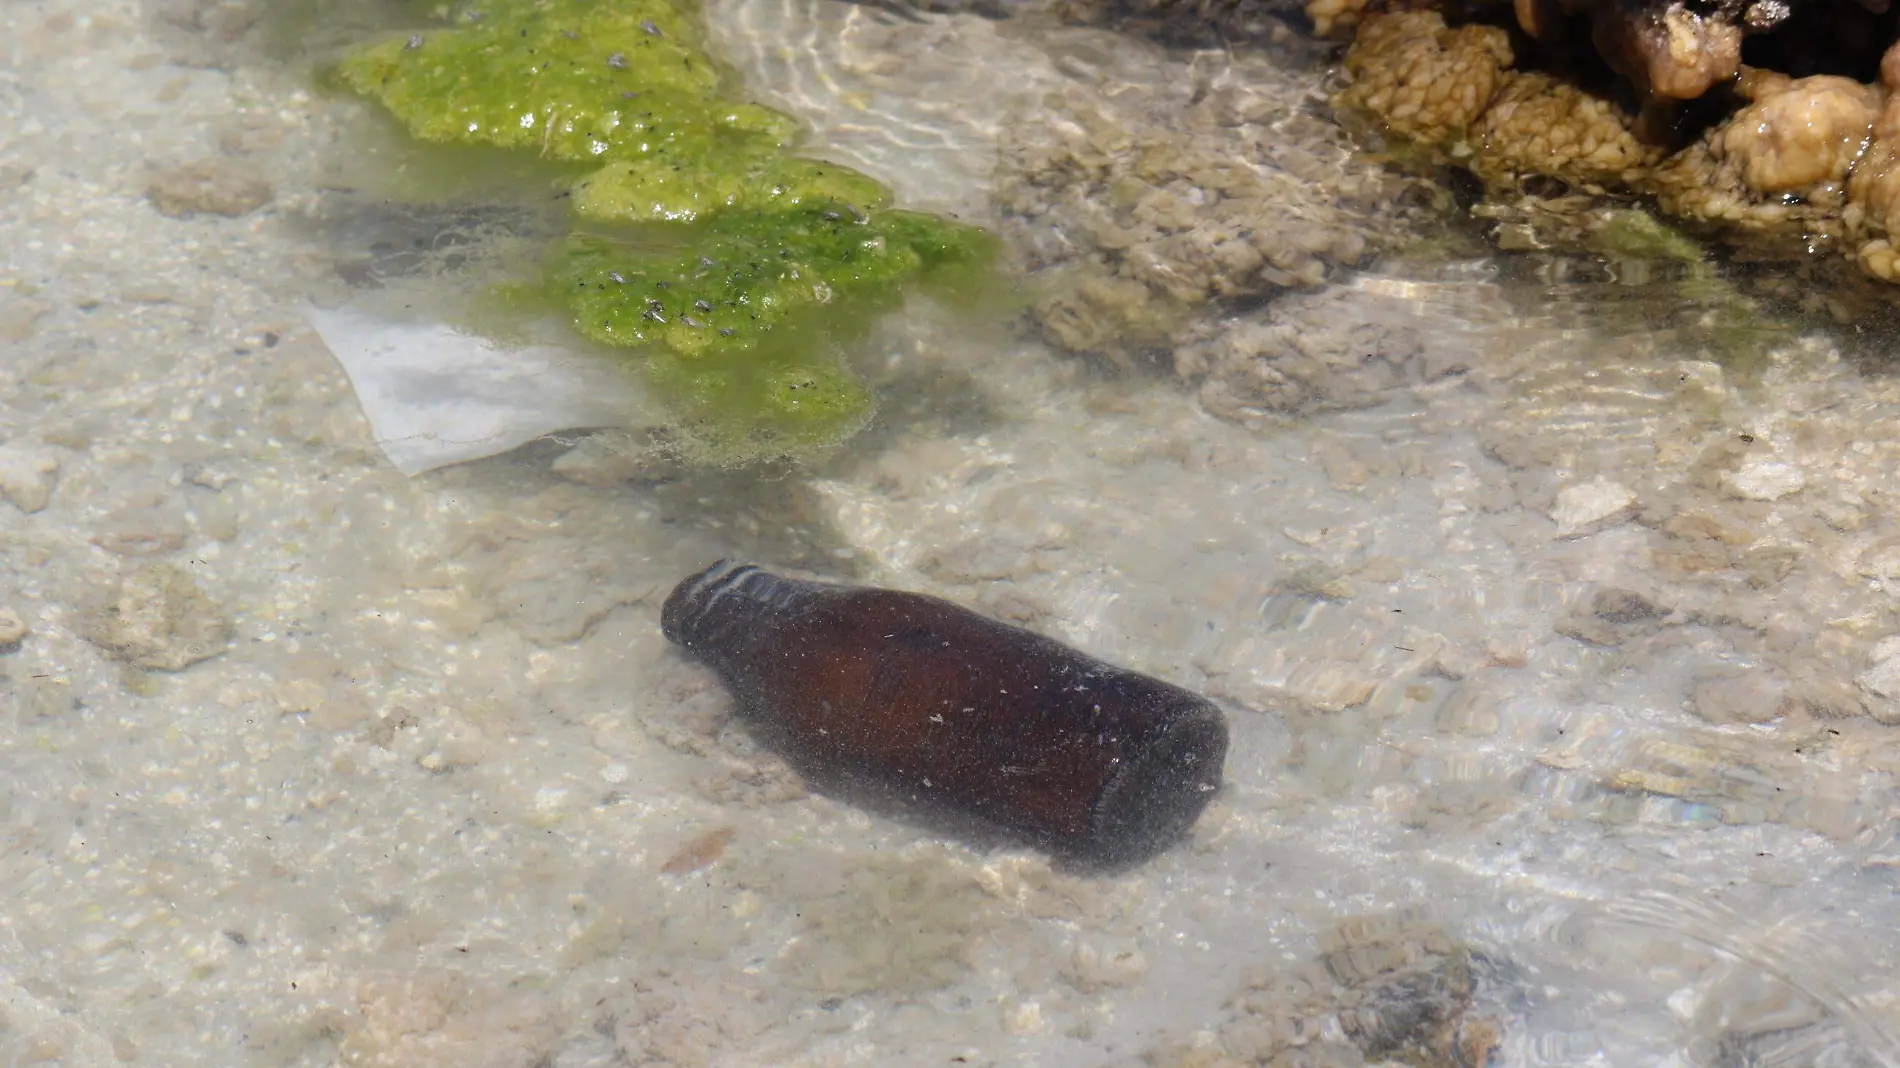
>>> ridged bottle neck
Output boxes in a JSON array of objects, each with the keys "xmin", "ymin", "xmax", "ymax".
[{"xmin": 661, "ymin": 561, "xmax": 814, "ymax": 658}]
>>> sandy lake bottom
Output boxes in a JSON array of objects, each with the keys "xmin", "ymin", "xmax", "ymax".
[{"xmin": 2, "ymin": 1, "xmax": 1899, "ymax": 1065}]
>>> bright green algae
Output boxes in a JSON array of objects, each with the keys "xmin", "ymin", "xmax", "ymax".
[
  {"xmin": 573, "ymin": 155, "xmax": 891, "ymax": 224},
  {"xmin": 334, "ymin": 0, "xmax": 995, "ymax": 461},
  {"xmin": 565, "ymin": 208, "xmax": 993, "ymax": 358},
  {"xmin": 335, "ymin": 0, "xmax": 773, "ymax": 164},
  {"xmin": 563, "ymin": 206, "xmax": 994, "ymax": 453}
]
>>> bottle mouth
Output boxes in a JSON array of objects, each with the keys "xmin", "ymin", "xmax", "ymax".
[
  {"xmin": 661, "ymin": 559, "xmax": 761, "ymax": 647},
  {"xmin": 1087, "ymin": 703, "xmax": 1229, "ymax": 865}
]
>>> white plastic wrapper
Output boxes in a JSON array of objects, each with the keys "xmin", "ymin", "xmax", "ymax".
[{"xmin": 309, "ymin": 302, "xmax": 652, "ymax": 476}]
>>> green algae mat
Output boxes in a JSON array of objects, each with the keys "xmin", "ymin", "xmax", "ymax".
[{"xmin": 333, "ymin": 0, "xmax": 996, "ymax": 464}]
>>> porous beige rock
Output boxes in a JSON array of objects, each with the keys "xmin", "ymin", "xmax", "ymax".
[
  {"xmin": 1858, "ymin": 636, "xmax": 1900, "ymax": 697},
  {"xmin": 1855, "ymin": 538, "xmax": 1900, "ymax": 583},
  {"xmin": 1652, "ymin": 73, "xmax": 1879, "ymax": 231},
  {"xmin": 1726, "ymin": 74, "xmax": 1880, "ymax": 195},
  {"xmin": 1848, "ymin": 95, "xmax": 1900, "ymax": 281},
  {"xmin": 1185, "ymin": 307, "xmax": 1420, "ymax": 422},
  {"xmin": 1472, "ymin": 72, "xmax": 1661, "ymax": 187},
  {"xmin": 1337, "ymin": 11, "xmax": 1514, "ymax": 145}
]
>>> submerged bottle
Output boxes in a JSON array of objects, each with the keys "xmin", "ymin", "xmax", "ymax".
[{"xmin": 661, "ymin": 560, "xmax": 1229, "ymax": 865}]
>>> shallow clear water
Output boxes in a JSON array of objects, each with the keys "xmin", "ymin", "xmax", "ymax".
[{"xmin": 2, "ymin": 2, "xmax": 1899, "ymax": 1067}]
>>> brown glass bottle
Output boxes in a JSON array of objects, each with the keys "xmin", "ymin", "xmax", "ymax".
[{"xmin": 661, "ymin": 560, "xmax": 1228, "ymax": 865}]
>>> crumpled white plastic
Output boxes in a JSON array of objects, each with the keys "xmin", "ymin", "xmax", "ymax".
[{"xmin": 309, "ymin": 302, "xmax": 652, "ymax": 476}]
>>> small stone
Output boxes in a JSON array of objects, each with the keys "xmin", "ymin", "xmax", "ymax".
[
  {"xmin": 215, "ymin": 114, "xmax": 286, "ymax": 156},
  {"xmin": 1786, "ymin": 673, "xmax": 1867, "ymax": 720},
  {"xmin": 1692, "ymin": 672, "xmax": 1787, "ymax": 725},
  {"xmin": 1591, "ymin": 587, "xmax": 1664, "ymax": 623},
  {"xmin": 658, "ymin": 826, "xmax": 735, "ymax": 875},
  {"xmin": 92, "ymin": 505, "xmax": 190, "ymax": 557},
  {"xmin": 275, "ymin": 677, "xmax": 331, "ymax": 714},
  {"xmin": 1484, "ymin": 637, "xmax": 1531, "ymax": 668},
  {"xmin": 1815, "ymin": 497, "xmax": 1868, "ymax": 533},
  {"xmin": 1857, "ymin": 656, "xmax": 1900, "ymax": 701},
  {"xmin": 1429, "ymin": 642, "xmax": 1484, "ymax": 681},
  {"xmin": 365, "ymin": 706, "xmax": 420, "ymax": 748},
  {"xmin": 183, "ymin": 461, "xmax": 236, "ymax": 491},
  {"xmin": 1555, "ymin": 616, "xmax": 1621, "ymax": 647},
  {"xmin": 1001, "ymin": 999, "xmax": 1044, "ymax": 1036},
  {"xmin": 1854, "ymin": 661, "xmax": 1900, "ymax": 725},
  {"xmin": 1722, "ymin": 460, "xmax": 1806, "ymax": 501},
  {"xmin": 84, "ymin": 563, "xmax": 232, "ymax": 671},
  {"xmin": 341, "ymin": 974, "xmax": 557, "ymax": 1068},
  {"xmin": 1857, "ymin": 539, "xmax": 1900, "ymax": 583},
  {"xmin": 1663, "ymin": 511, "xmax": 1750, "ymax": 546},
  {"xmin": 146, "ymin": 159, "xmax": 273, "ymax": 218},
  {"xmin": 694, "ymin": 756, "xmax": 808, "ymax": 806},
  {"xmin": 0, "ymin": 606, "xmax": 28, "ymax": 650},
  {"xmin": 1434, "ymin": 682, "xmax": 1501, "ymax": 735},
  {"xmin": 1549, "ymin": 479, "xmax": 1636, "ymax": 538},
  {"xmin": 1742, "ymin": 543, "xmax": 1801, "ymax": 588},
  {"xmin": 0, "ymin": 445, "xmax": 59, "ymax": 513},
  {"xmin": 0, "ymin": 293, "xmax": 46, "ymax": 344},
  {"xmin": 1284, "ymin": 659, "xmax": 1379, "ymax": 712},
  {"xmin": 1065, "ymin": 935, "xmax": 1149, "ymax": 993}
]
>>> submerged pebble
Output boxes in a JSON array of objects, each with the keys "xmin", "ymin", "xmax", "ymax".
[
  {"xmin": 145, "ymin": 158, "xmax": 273, "ymax": 218},
  {"xmin": 0, "ymin": 606, "xmax": 28, "ymax": 651},
  {"xmin": 83, "ymin": 563, "xmax": 231, "ymax": 672},
  {"xmin": 1723, "ymin": 459, "xmax": 1807, "ymax": 501},
  {"xmin": 0, "ymin": 444, "xmax": 59, "ymax": 513}
]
